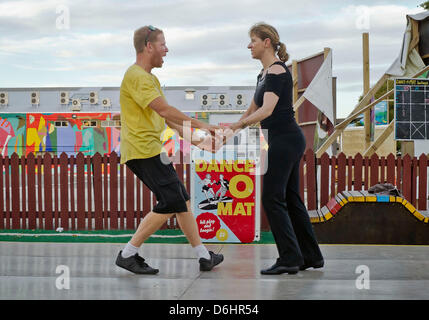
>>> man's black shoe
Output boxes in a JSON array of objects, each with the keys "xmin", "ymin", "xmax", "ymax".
[
  {"xmin": 261, "ymin": 259, "xmax": 299, "ymax": 275},
  {"xmin": 199, "ymin": 251, "xmax": 224, "ymax": 271},
  {"xmin": 299, "ymin": 259, "xmax": 324, "ymax": 271},
  {"xmin": 115, "ymin": 251, "xmax": 159, "ymax": 274}
]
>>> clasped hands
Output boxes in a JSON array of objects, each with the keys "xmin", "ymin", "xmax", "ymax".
[{"xmin": 193, "ymin": 121, "xmax": 244, "ymax": 153}]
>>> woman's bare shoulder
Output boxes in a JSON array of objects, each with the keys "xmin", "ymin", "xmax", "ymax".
[{"xmin": 267, "ymin": 64, "xmax": 286, "ymax": 75}]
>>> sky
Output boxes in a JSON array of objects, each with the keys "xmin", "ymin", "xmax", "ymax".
[{"xmin": 0, "ymin": 0, "xmax": 426, "ymax": 118}]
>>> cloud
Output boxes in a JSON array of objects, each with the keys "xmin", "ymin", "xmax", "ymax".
[
  {"xmin": 0, "ymin": 0, "xmax": 61, "ymax": 18},
  {"xmin": 0, "ymin": 0, "xmax": 425, "ymax": 118}
]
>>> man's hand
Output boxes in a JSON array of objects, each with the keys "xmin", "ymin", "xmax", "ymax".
[
  {"xmin": 200, "ymin": 123, "xmax": 222, "ymax": 136},
  {"xmin": 190, "ymin": 127, "xmax": 227, "ymax": 153}
]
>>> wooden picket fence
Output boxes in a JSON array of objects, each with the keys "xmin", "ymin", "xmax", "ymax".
[
  {"xmin": 0, "ymin": 150, "xmax": 428, "ymax": 231},
  {"xmin": 305, "ymin": 150, "xmax": 428, "ymax": 212}
]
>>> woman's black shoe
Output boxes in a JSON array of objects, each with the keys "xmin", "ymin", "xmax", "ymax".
[
  {"xmin": 261, "ymin": 260, "xmax": 299, "ymax": 275},
  {"xmin": 299, "ymin": 259, "xmax": 324, "ymax": 271}
]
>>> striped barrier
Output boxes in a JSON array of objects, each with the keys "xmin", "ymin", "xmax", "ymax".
[{"xmin": 309, "ymin": 190, "xmax": 429, "ymax": 224}]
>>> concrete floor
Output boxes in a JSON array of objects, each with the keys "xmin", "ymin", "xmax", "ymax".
[{"xmin": 1, "ymin": 242, "xmax": 429, "ymax": 300}]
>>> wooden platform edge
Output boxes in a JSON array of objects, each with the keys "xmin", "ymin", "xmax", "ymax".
[{"xmin": 310, "ymin": 191, "xmax": 429, "ymax": 224}]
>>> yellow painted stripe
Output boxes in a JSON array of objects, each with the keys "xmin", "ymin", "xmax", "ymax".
[
  {"xmin": 405, "ymin": 202, "xmax": 416, "ymax": 214},
  {"xmin": 413, "ymin": 211, "xmax": 424, "ymax": 221},
  {"xmin": 324, "ymin": 212, "xmax": 333, "ymax": 221},
  {"xmin": 365, "ymin": 196, "xmax": 377, "ymax": 202},
  {"xmin": 389, "ymin": 196, "xmax": 396, "ymax": 202},
  {"xmin": 310, "ymin": 217, "xmax": 321, "ymax": 223}
]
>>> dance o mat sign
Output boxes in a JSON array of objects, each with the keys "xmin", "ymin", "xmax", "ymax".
[{"xmin": 191, "ymin": 157, "xmax": 258, "ymax": 243}]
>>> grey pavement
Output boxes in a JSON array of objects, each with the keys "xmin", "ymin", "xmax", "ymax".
[{"xmin": 1, "ymin": 242, "xmax": 429, "ymax": 300}]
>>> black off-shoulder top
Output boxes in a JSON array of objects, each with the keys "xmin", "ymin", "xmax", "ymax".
[{"xmin": 253, "ymin": 61, "xmax": 299, "ymax": 132}]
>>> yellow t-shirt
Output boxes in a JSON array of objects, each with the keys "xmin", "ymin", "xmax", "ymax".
[{"xmin": 119, "ymin": 64, "xmax": 166, "ymax": 164}]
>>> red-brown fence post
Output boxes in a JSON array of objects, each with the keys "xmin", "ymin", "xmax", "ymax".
[
  {"xmin": 418, "ymin": 153, "xmax": 427, "ymax": 211},
  {"xmin": 76, "ymin": 153, "xmax": 86, "ymax": 230},
  {"xmin": 109, "ymin": 152, "xmax": 119, "ymax": 229},
  {"xmin": 320, "ymin": 152, "xmax": 330, "ymax": 207},
  {"xmin": 411, "ymin": 157, "xmax": 418, "ymax": 207},
  {"xmin": 27, "ymin": 153, "xmax": 36, "ymax": 230},
  {"xmin": 330, "ymin": 155, "xmax": 336, "ymax": 198},
  {"xmin": 354, "ymin": 153, "xmax": 363, "ymax": 191},
  {"xmin": 337, "ymin": 153, "xmax": 346, "ymax": 194},
  {"xmin": 69, "ymin": 155, "xmax": 75, "ymax": 230},
  {"xmin": 36, "ymin": 155, "xmax": 43, "ymax": 228},
  {"xmin": 370, "ymin": 153, "xmax": 379, "ymax": 188},
  {"xmin": 44, "ymin": 153, "xmax": 53, "ymax": 230},
  {"xmin": 125, "ymin": 164, "xmax": 135, "ymax": 230},
  {"xmin": 86, "ymin": 155, "xmax": 93, "ymax": 229},
  {"xmin": 305, "ymin": 149, "xmax": 316, "ymax": 210},
  {"xmin": 364, "ymin": 156, "xmax": 370, "ymax": 190},
  {"xmin": 103, "ymin": 154, "xmax": 109, "ymax": 229},
  {"xmin": 60, "ymin": 152, "xmax": 69, "ymax": 230},
  {"xmin": 20, "ymin": 154, "xmax": 27, "ymax": 229},
  {"xmin": 396, "ymin": 155, "xmax": 402, "ymax": 192},
  {"xmin": 347, "ymin": 156, "xmax": 353, "ymax": 191},
  {"xmin": 402, "ymin": 154, "xmax": 412, "ymax": 202},
  {"xmin": 11, "ymin": 153, "xmax": 20, "ymax": 229},
  {"xmin": 53, "ymin": 155, "xmax": 59, "ymax": 228},
  {"xmin": 380, "ymin": 156, "xmax": 386, "ymax": 183},
  {"xmin": 386, "ymin": 153, "xmax": 396, "ymax": 185},
  {"xmin": 92, "ymin": 153, "xmax": 103, "ymax": 230}
]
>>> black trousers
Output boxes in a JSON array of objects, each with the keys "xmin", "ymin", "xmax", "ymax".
[{"xmin": 262, "ymin": 128, "xmax": 323, "ymax": 267}]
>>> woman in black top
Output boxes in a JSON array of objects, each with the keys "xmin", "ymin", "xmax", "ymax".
[{"xmin": 228, "ymin": 22, "xmax": 324, "ymax": 274}]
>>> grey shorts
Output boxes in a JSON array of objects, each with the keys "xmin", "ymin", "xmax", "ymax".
[{"xmin": 125, "ymin": 153, "xmax": 190, "ymax": 214}]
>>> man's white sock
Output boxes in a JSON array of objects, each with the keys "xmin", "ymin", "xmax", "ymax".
[
  {"xmin": 194, "ymin": 244, "xmax": 211, "ymax": 260},
  {"xmin": 121, "ymin": 242, "xmax": 139, "ymax": 258}
]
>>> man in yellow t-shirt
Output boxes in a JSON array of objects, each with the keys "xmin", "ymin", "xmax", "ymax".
[{"xmin": 115, "ymin": 25, "xmax": 224, "ymax": 274}]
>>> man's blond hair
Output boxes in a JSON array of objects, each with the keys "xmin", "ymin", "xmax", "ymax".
[{"xmin": 134, "ymin": 26, "xmax": 163, "ymax": 54}]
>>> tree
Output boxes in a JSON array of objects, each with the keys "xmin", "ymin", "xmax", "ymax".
[{"xmin": 419, "ymin": 1, "xmax": 429, "ymax": 10}]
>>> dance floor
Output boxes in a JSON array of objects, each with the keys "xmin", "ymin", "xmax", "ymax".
[{"xmin": 1, "ymin": 242, "xmax": 429, "ymax": 300}]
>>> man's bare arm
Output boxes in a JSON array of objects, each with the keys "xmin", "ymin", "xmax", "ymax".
[
  {"xmin": 165, "ymin": 119, "xmax": 220, "ymax": 152},
  {"xmin": 149, "ymin": 96, "xmax": 219, "ymax": 133}
]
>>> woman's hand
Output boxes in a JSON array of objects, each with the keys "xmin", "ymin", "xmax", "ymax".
[
  {"xmin": 226, "ymin": 119, "xmax": 246, "ymax": 132},
  {"xmin": 200, "ymin": 122, "xmax": 222, "ymax": 135}
]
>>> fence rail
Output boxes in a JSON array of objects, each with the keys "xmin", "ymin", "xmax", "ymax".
[{"xmin": 0, "ymin": 150, "xmax": 428, "ymax": 231}]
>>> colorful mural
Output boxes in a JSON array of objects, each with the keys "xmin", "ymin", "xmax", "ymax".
[
  {"xmin": 0, "ymin": 111, "xmax": 266, "ymax": 158},
  {"xmin": 25, "ymin": 113, "xmax": 114, "ymax": 157},
  {"xmin": 0, "ymin": 114, "xmax": 24, "ymax": 156},
  {"xmin": 0, "ymin": 112, "xmax": 203, "ymax": 158}
]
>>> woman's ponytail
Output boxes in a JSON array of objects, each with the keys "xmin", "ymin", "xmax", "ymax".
[{"xmin": 277, "ymin": 42, "xmax": 289, "ymax": 63}]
